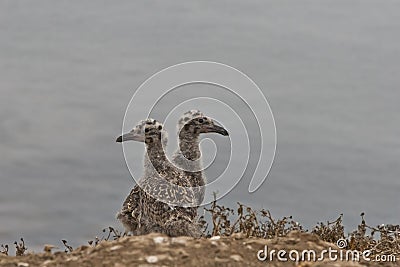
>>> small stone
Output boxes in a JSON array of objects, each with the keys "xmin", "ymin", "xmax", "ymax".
[
  {"xmin": 215, "ymin": 257, "xmax": 230, "ymax": 263},
  {"xmin": 210, "ymin": 236, "xmax": 221, "ymax": 240},
  {"xmin": 194, "ymin": 243, "xmax": 202, "ymax": 249},
  {"xmin": 171, "ymin": 237, "xmax": 187, "ymax": 245},
  {"xmin": 230, "ymin": 254, "xmax": 243, "ymax": 262},
  {"xmin": 146, "ymin": 255, "xmax": 158, "ymax": 263},
  {"xmin": 110, "ymin": 245, "xmax": 123, "ymax": 251},
  {"xmin": 153, "ymin": 236, "xmax": 165, "ymax": 244},
  {"xmin": 17, "ymin": 263, "xmax": 29, "ymax": 267},
  {"xmin": 66, "ymin": 256, "xmax": 79, "ymax": 262},
  {"xmin": 42, "ymin": 260, "xmax": 55, "ymax": 266}
]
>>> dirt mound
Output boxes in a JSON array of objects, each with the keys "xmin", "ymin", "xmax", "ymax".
[{"xmin": 1, "ymin": 231, "xmax": 397, "ymax": 267}]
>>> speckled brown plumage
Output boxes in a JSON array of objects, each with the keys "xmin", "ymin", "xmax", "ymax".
[
  {"xmin": 172, "ymin": 110, "xmax": 229, "ymax": 206},
  {"xmin": 116, "ymin": 119, "xmax": 200, "ymax": 237}
]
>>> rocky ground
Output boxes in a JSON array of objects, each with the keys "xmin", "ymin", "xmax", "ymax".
[{"xmin": 0, "ymin": 231, "xmax": 398, "ymax": 267}]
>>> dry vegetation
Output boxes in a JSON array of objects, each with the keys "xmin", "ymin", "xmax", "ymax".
[
  {"xmin": 200, "ymin": 200, "xmax": 399, "ymax": 258},
  {"xmin": 1, "ymin": 201, "xmax": 399, "ymax": 266}
]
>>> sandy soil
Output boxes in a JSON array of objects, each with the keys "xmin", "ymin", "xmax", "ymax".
[{"xmin": 0, "ymin": 231, "xmax": 398, "ymax": 267}]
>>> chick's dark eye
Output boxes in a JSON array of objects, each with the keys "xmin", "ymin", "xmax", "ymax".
[
  {"xmin": 145, "ymin": 128, "xmax": 149, "ymax": 133},
  {"xmin": 198, "ymin": 118, "xmax": 204, "ymax": 123},
  {"xmin": 158, "ymin": 125, "xmax": 162, "ymax": 130}
]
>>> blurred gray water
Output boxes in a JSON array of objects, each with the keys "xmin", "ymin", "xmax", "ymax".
[{"xmin": 0, "ymin": 1, "xmax": 399, "ymax": 251}]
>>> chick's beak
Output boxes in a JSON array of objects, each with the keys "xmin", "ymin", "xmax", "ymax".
[
  {"xmin": 116, "ymin": 132, "xmax": 144, "ymax": 142},
  {"xmin": 205, "ymin": 123, "xmax": 229, "ymax": 136}
]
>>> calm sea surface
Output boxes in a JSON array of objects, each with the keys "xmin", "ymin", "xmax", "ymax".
[{"xmin": 1, "ymin": 1, "xmax": 399, "ymax": 251}]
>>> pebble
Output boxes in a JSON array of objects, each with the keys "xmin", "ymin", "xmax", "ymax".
[
  {"xmin": 42, "ymin": 260, "xmax": 56, "ymax": 266},
  {"xmin": 230, "ymin": 254, "xmax": 243, "ymax": 262},
  {"xmin": 66, "ymin": 256, "xmax": 79, "ymax": 262},
  {"xmin": 171, "ymin": 238, "xmax": 187, "ymax": 245},
  {"xmin": 215, "ymin": 257, "xmax": 230, "ymax": 263},
  {"xmin": 153, "ymin": 236, "xmax": 165, "ymax": 244},
  {"xmin": 145, "ymin": 255, "xmax": 158, "ymax": 263},
  {"xmin": 113, "ymin": 263, "xmax": 126, "ymax": 267},
  {"xmin": 110, "ymin": 245, "xmax": 123, "ymax": 251},
  {"xmin": 210, "ymin": 236, "xmax": 221, "ymax": 240},
  {"xmin": 17, "ymin": 263, "xmax": 29, "ymax": 267}
]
